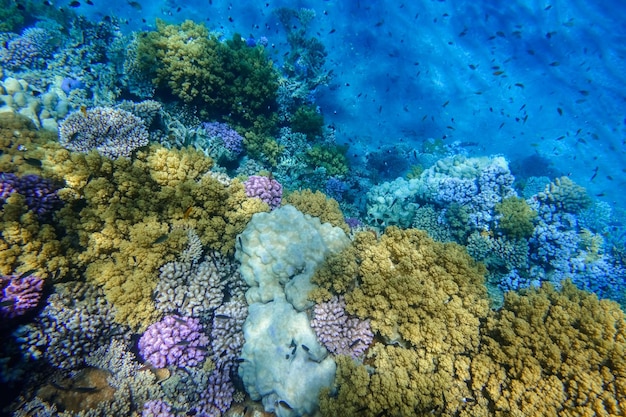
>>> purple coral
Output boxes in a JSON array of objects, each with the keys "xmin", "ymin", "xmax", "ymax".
[
  {"xmin": 58, "ymin": 106, "xmax": 149, "ymax": 159},
  {"xmin": 202, "ymin": 121, "xmax": 244, "ymax": 155},
  {"xmin": 0, "ymin": 173, "xmax": 63, "ymax": 221},
  {"xmin": 310, "ymin": 296, "xmax": 373, "ymax": 358},
  {"xmin": 0, "ymin": 274, "xmax": 44, "ymax": 319},
  {"xmin": 142, "ymin": 400, "xmax": 174, "ymax": 417},
  {"xmin": 244, "ymin": 175, "xmax": 283, "ymax": 209},
  {"xmin": 325, "ymin": 177, "xmax": 347, "ymax": 202},
  {"xmin": 138, "ymin": 315, "xmax": 209, "ymax": 368},
  {"xmin": 0, "ymin": 28, "xmax": 56, "ymax": 69}
]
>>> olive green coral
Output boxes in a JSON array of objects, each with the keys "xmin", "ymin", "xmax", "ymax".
[
  {"xmin": 495, "ymin": 196, "xmax": 537, "ymax": 239},
  {"xmin": 136, "ymin": 19, "xmax": 279, "ymax": 131},
  {"xmin": 471, "ymin": 280, "xmax": 626, "ymax": 416},
  {"xmin": 305, "ymin": 143, "xmax": 349, "ymax": 176}
]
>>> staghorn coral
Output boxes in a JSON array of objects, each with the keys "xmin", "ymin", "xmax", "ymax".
[
  {"xmin": 471, "ymin": 281, "xmax": 626, "ymax": 416},
  {"xmin": 283, "ymin": 188, "xmax": 349, "ymax": 233}
]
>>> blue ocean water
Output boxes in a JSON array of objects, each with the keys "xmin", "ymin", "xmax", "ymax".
[{"xmin": 1, "ymin": 0, "xmax": 626, "ymax": 415}]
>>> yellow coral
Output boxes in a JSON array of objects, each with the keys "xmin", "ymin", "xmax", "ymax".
[
  {"xmin": 283, "ymin": 189, "xmax": 349, "ymax": 233},
  {"xmin": 472, "ymin": 281, "xmax": 626, "ymax": 416},
  {"xmin": 320, "ymin": 227, "xmax": 490, "ymax": 417}
]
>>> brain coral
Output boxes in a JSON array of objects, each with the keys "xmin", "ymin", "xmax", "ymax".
[
  {"xmin": 321, "ymin": 227, "xmax": 490, "ymax": 416},
  {"xmin": 470, "ymin": 280, "xmax": 626, "ymax": 416}
]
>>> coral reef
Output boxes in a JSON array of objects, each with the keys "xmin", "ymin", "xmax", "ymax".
[
  {"xmin": 306, "ymin": 143, "xmax": 349, "ymax": 176},
  {"xmin": 495, "ymin": 196, "xmax": 537, "ymax": 239},
  {"xmin": 0, "ymin": 172, "xmax": 63, "ymax": 221},
  {"xmin": 136, "ymin": 19, "xmax": 279, "ymax": 131},
  {"xmin": 320, "ymin": 227, "xmax": 490, "ymax": 416}
]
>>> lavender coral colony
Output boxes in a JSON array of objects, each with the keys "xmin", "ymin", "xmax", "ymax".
[{"xmin": 1, "ymin": 3, "xmax": 626, "ymax": 417}]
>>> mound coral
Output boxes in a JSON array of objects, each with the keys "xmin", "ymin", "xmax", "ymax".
[
  {"xmin": 471, "ymin": 280, "xmax": 626, "ymax": 416},
  {"xmin": 306, "ymin": 143, "xmax": 349, "ymax": 176}
]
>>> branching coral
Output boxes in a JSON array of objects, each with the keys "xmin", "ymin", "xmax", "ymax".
[
  {"xmin": 283, "ymin": 189, "xmax": 349, "ymax": 233},
  {"xmin": 471, "ymin": 281, "xmax": 626, "ymax": 416},
  {"xmin": 320, "ymin": 227, "xmax": 490, "ymax": 416}
]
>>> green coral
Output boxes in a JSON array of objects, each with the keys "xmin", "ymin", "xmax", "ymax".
[
  {"xmin": 306, "ymin": 143, "xmax": 349, "ymax": 176},
  {"xmin": 444, "ymin": 202, "xmax": 472, "ymax": 242},
  {"xmin": 495, "ymin": 196, "xmax": 537, "ymax": 239},
  {"xmin": 291, "ymin": 104, "xmax": 324, "ymax": 140},
  {"xmin": 136, "ymin": 20, "xmax": 279, "ymax": 132},
  {"xmin": 0, "ymin": 0, "xmax": 24, "ymax": 32},
  {"xmin": 243, "ymin": 131, "xmax": 284, "ymax": 167}
]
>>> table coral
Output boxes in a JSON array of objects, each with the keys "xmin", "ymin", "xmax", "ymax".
[{"xmin": 471, "ymin": 280, "xmax": 626, "ymax": 416}]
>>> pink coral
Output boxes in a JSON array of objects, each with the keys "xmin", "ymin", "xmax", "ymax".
[{"xmin": 243, "ymin": 175, "xmax": 283, "ymax": 209}]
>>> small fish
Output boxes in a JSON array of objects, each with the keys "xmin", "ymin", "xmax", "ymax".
[
  {"xmin": 442, "ymin": 100, "xmax": 449, "ymax": 107},
  {"xmin": 24, "ymin": 157, "xmax": 42, "ymax": 167},
  {"xmin": 16, "ymin": 3, "xmax": 25, "ymax": 10},
  {"xmin": 152, "ymin": 234, "xmax": 169, "ymax": 244},
  {"xmin": 69, "ymin": 0, "xmax": 80, "ymax": 7},
  {"xmin": 0, "ymin": 300, "xmax": 15, "ymax": 307},
  {"xmin": 80, "ymin": 105, "xmax": 88, "ymax": 117},
  {"xmin": 375, "ymin": 20, "xmax": 384, "ymax": 27},
  {"xmin": 590, "ymin": 166, "xmax": 599, "ymax": 181},
  {"xmin": 349, "ymin": 339, "xmax": 363, "ymax": 348},
  {"xmin": 183, "ymin": 206, "xmax": 193, "ymax": 219},
  {"xmin": 43, "ymin": 1, "xmax": 52, "ymax": 5},
  {"xmin": 607, "ymin": 175, "xmax": 614, "ymax": 181},
  {"xmin": 493, "ymin": 70, "xmax": 504, "ymax": 76},
  {"xmin": 329, "ymin": 28, "xmax": 335, "ymax": 34},
  {"xmin": 514, "ymin": 83, "xmax": 525, "ymax": 88},
  {"xmin": 86, "ymin": 0, "xmax": 93, "ymax": 4},
  {"xmin": 468, "ymin": 64, "xmax": 477, "ymax": 70},
  {"xmin": 127, "ymin": 0, "xmax": 142, "ymax": 10},
  {"xmin": 557, "ymin": 107, "xmax": 563, "ymax": 115},
  {"xmin": 278, "ymin": 401, "xmax": 293, "ymax": 410},
  {"xmin": 549, "ymin": 61, "xmax": 560, "ymax": 66},
  {"xmin": 301, "ymin": 344, "xmax": 310, "ymax": 352},
  {"xmin": 214, "ymin": 314, "xmax": 230, "ymax": 319},
  {"xmin": 579, "ymin": 90, "xmax": 589, "ymax": 96},
  {"xmin": 19, "ymin": 269, "xmax": 38, "ymax": 278},
  {"xmin": 596, "ymin": 193, "xmax": 605, "ymax": 197}
]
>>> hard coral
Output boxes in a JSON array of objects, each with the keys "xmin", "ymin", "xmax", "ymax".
[
  {"xmin": 283, "ymin": 189, "xmax": 349, "ymax": 233},
  {"xmin": 472, "ymin": 280, "xmax": 626, "ymax": 416},
  {"xmin": 136, "ymin": 20, "xmax": 279, "ymax": 131},
  {"xmin": 321, "ymin": 227, "xmax": 490, "ymax": 416},
  {"xmin": 58, "ymin": 106, "xmax": 149, "ymax": 159},
  {"xmin": 138, "ymin": 315, "xmax": 209, "ymax": 368},
  {"xmin": 0, "ymin": 274, "xmax": 43, "ymax": 318}
]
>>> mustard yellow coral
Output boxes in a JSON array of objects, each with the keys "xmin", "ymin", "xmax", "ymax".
[
  {"xmin": 321, "ymin": 227, "xmax": 491, "ymax": 417},
  {"xmin": 283, "ymin": 189, "xmax": 349, "ymax": 233},
  {"xmin": 471, "ymin": 280, "xmax": 626, "ymax": 416}
]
